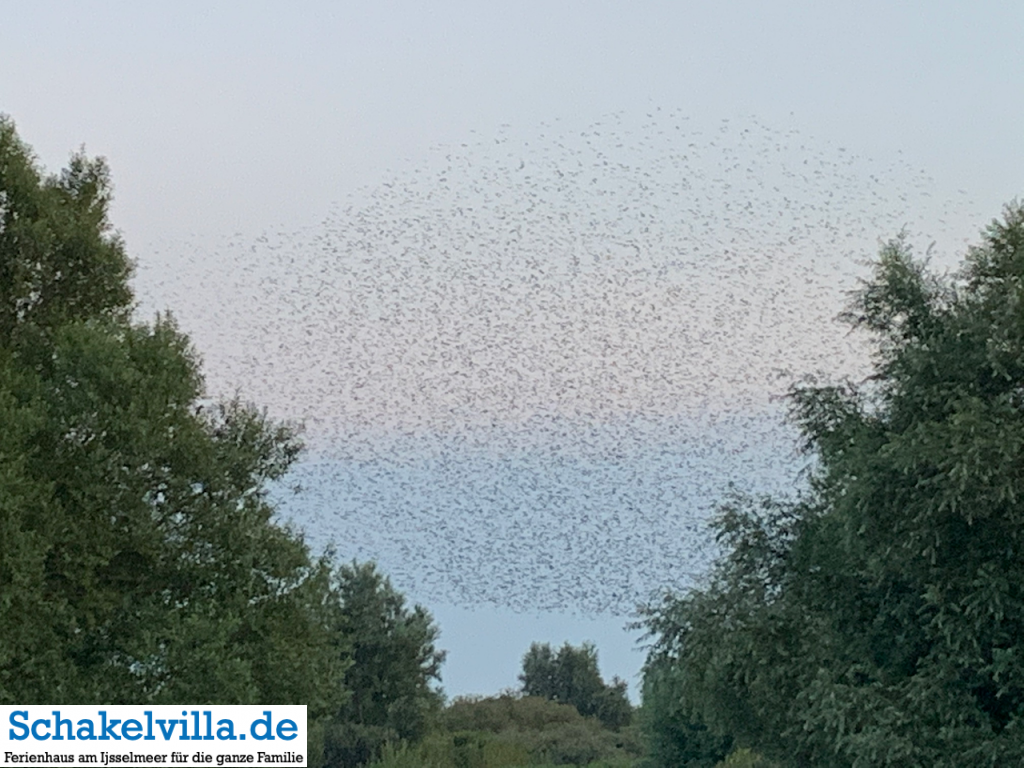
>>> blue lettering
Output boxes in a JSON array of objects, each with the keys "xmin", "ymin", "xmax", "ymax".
[
  {"xmin": 122, "ymin": 719, "xmax": 142, "ymax": 741},
  {"xmin": 156, "ymin": 719, "xmax": 178, "ymax": 740},
  {"xmin": 276, "ymin": 720, "xmax": 297, "ymax": 741},
  {"xmin": 215, "ymin": 720, "xmax": 237, "ymax": 741},
  {"xmin": 99, "ymin": 711, "xmax": 122, "ymax": 741},
  {"xmin": 53, "ymin": 712, "xmax": 75, "ymax": 741},
  {"xmin": 9, "ymin": 711, "xmax": 29, "ymax": 741},
  {"xmin": 31, "ymin": 718, "xmax": 51, "ymax": 740},
  {"xmin": 250, "ymin": 712, "xmax": 274, "ymax": 741}
]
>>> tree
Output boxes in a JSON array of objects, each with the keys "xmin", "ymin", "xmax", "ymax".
[
  {"xmin": 641, "ymin": 202, "xmax": 1024, "ymax": 766},
  {"xmin": 519, "ymin": 641, "xmax": 632, "ymax": 729},
  {"xmin": 323, "ymin": 562, "xmax": 445, "ymax": 768},
  {"xmin": 0, "ymin": 115, "xmax": 349, "ymax": 762},
  {"xmin": 0, "ymin": 121, "xmax": 133, "ymax": 342},
  {"xmin": 638, "ymin": 656, "xmax": 732, "ymax": 768}
]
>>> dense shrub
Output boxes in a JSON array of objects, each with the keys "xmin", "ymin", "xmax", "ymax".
[{"xmin": 372, "ymin": 694, "xmax": 643, "ymax": 768}]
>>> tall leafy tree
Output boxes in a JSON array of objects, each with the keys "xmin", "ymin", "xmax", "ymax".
[
  {"xmin": 520, "ymin": 641, "xmax": 632, "ymax": 729},
  {"xmin": 324, "ymin": 562, "xmax": 445, "ymax": 768},
  {"xmin": 0, "ymin": 116, "xmax": 349, "ymax": 760},
  {"xmin": 642, "ymin": 203, "xmax": 1024, "ymax": 767}
]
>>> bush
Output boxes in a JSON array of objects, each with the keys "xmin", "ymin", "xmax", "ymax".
[
  {"xmin": 443, "ymin": 695, "xmax": 584, "ymax": 733},
  {"xmin": 373, "ymin": 694, "xmax": 644, "ymax": 768},
  {"xmin": 714, "ymin": 749, "xmax": 778, "ymax": 768}
]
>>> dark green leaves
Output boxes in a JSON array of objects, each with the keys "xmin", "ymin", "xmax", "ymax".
[
  {"xmin": 642, "ymin": 202, "xmax": 1024, "ymax": 767},
  {"xmin": 519, "ymin": 640, "xmax": 632, "ymax": 730},
  {"xmin": 0, "ymin": 116, "xmax": 132, "ymax": 342},
  {"xmin": 0, "ymin": 116, "xmax": 352, "ymax": 766},
  {"xmin": 325, "ymin": 562, "xmax": 445, "ymax": 768}
]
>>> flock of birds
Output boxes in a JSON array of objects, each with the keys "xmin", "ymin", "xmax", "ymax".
[{"xmin": 134, "ymin": 108, "xmax": 981, "ymax": 615}]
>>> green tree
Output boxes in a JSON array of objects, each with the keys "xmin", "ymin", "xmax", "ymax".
[
  {"xmin": 0, "ymin": 116, "xmax": 348, "ymax": 762},
  {"xmin": 0, "ymin": 121, "xmax": 133, "ymax": 341},
  {"xmin": 520, "ymin": 641, "xmax": 632, "ymax": 730},
  {"xmin": 642, "ymin": 202, "xmax": 1024, "ymax": 766},
  {"xmin": 638, "ymin": 657, "xmax": 731, "ymax": 768},
  {"xmin": 324, "ymin": 562, "xmax": 445, "ymax": 768}
]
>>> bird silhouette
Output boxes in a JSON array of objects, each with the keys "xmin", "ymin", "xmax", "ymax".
[{"xmin": 133, "ymin": 108, "xmax": 980, "ymax": 616}]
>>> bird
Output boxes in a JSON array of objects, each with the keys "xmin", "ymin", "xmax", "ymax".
[{"xmin": 132, "ymin": 108, "xmax": 981, "ymax": 617}]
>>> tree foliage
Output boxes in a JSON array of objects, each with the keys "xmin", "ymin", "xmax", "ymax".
[
  {"xmin": 324, "ymin": 562, "xmax": 445, "ymax": 768},
  {"xmin": 0, "ymin": 115, "xmax": 353, "ymax": 761},
  {"xmin": 641, "ymin": 202, "xmax": 1024, "ymax": 766},
  {"xmin": 0, "ymin": 121, "xmax": 133, "ymax": 341},
  {"xmin": 520, "ymin": 641, "xmax": 632, "ymax": 730},
  {"xmin": 369, "ymin": 693, "xmax": 645, "ymax": 768},
  {"xmin": 638, "ymin": 656, "xmax": 731, "ymax": 768}
]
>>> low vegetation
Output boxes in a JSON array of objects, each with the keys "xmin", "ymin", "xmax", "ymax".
[{"xmin": 368, "ymin": 694, "xmax": 643, "ymax": 768}]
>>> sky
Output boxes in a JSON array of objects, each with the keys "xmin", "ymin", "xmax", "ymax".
[{"xmin": 2, "ymin": 0, "xmax": 1022, "ymax": 702}]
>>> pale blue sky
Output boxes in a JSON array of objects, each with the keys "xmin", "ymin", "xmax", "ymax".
[
  {"xmin": 3, "ymin": 1, "xmax": 1022, "ymax": 243},
  {"xmin": 3, "ymin": 1, "xmax": 1022, "ymax": 702}
]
